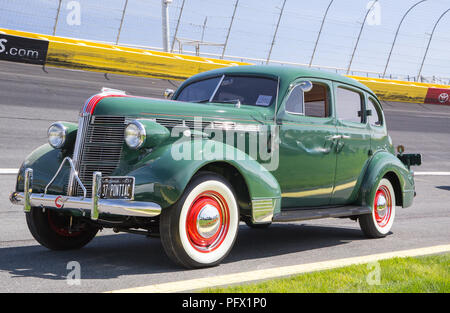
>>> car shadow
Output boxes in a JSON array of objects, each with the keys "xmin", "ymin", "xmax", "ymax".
[
  {"xmin": 225, "ymin": 222, "xmax": 366, "ymax": 264},
  {"xmin": 436, "ymin": 186, "xmax": 450, "ymax": 191},
  {"xmin": 0, "ymin": 222, "xmax": 367, "ymax": 282}
]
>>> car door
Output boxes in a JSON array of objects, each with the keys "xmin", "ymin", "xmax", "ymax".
[
  {"xmin": 330, "ymin": 84, "xmax": 372, "ymax": 205},
  {"xmin": 274, "ymin": 78, "xmax": 338, "ymax": 208}
]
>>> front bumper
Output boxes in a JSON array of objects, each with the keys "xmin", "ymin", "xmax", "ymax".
[{"xmin": 9, "ymin": 167, "xmax": 161, "ymax": 219}]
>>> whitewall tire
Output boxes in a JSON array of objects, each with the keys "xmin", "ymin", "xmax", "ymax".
[
  {"xmin": 160, "ymin": 172, "xmax": 239, "ymax": 268},
  {"xmin": 359, "ymin": 178, "xmax": 396, "ymax": 238}
]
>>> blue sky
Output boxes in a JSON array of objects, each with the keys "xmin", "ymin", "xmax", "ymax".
[{"xmin": 1, "ymin": 0, "xmax": 449, "ymax": 79}]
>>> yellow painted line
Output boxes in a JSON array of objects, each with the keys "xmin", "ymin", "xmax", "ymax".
[{"xmin": 107, "ymin": 244, "xmax": 450, "ymax": 293}]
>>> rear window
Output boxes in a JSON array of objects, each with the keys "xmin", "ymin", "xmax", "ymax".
[{"xmin": 367, "ymin": 97, "xmax": 383, "ymax": 126}]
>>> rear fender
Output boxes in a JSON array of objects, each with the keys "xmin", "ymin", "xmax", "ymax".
[{"xmin": 358, "ymin": 151, "xmax": 415, "ymax": 208}]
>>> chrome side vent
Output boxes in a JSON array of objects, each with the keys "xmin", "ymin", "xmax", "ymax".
[{"xmin": 152, "ymin": 118, "xmax": 259, "ymax": 132}]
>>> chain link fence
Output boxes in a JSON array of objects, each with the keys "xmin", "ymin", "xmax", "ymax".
[{"xmin": 1, "ymin": 0, "xmax": 449, "ymax": 84}]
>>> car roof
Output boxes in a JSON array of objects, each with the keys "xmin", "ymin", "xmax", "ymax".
[{"xmin": 185, "ymin": 65, "xmax": 376, "ymax": 97}]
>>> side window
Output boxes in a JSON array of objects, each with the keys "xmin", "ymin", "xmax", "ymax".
[
  {"xmin": 304, "ymin": 83, "xmax": 329, "ymax": 117},
  {"xmin": 367, "ymin": 97, "xmax": 383, "ymax": 126},
  {"xmin": 285, "ymin": 85, "xmax": 304, "ymax": 114},
  {"xmin": 336, "ymin": 87, "xmax": 364, "ymax": 123}
]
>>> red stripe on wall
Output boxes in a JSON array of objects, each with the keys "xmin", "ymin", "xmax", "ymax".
[{"xmin": 425, "ymin": 88, "xmax": 450, "ymax": 105}]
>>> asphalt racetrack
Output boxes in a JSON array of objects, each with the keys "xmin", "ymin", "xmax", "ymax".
[{"xmin": 0, "ymin": 61, "xmax": 449, "ymax": 292}]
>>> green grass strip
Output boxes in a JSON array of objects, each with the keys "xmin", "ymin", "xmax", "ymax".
[{"xmin": 202, "ymin": 253, "xmax": 450, "ymax": 293}]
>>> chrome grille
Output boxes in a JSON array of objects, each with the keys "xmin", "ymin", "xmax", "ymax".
[{"xmin": 71, "ymin": 115, "xmax": 125, "ymax": 197}]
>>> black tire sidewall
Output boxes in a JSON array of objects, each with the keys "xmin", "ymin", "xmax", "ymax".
[{"xmin": 26, "ymin": 207, "xmax": 98, "ymax": 250}]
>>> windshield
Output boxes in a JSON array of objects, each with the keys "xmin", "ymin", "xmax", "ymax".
[{"xmin": 175, "ymin": 75, "xmax": 278, "ymax": 107}]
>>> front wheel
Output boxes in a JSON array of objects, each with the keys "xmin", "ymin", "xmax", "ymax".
[
  {"xmin": 359, "ymin": 178, "xmax": 396, "ymax": 238},
  {"xmin": 160, "ymin": 172, "xmax": 239, "ymax": 268},
  {"xmin": 26, "ymin": 207, "xmax": 99, "ymax": 250}
]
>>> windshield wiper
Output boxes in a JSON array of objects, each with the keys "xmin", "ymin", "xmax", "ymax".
[
  {"xmin": 214, "ymin": 99, "xmax": 241, "ymax": 108},
  {"xmin": 217, "ymin": 99, "xmax": 240, "ymax": 104},
  {"xmin": 192, "ymin": 98, "xmax": 211, "ymax": 103}
]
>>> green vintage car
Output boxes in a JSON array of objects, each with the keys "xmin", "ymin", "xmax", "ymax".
[{"xmin": 10, "ymin": 65, "xmax": 420, "ymax": 268}]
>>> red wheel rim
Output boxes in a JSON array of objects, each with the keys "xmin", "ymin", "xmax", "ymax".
[
  {"xmin": 186, "ymin": 191, "xmax": 230, "ymax": 253},
  {"xmin": 47, "ymin": 211, "xmax": 82, "ymax": 237},
  {"xmin": 374, "ymin": 185, "xmax": 392, "ymax": 228}
]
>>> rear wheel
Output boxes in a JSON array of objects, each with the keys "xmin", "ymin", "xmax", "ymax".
[
  {"xmin": 359, "ymin": 178, "xmax": 396, "ymax": 238},
  {"xmin": 160, "ymin": 172, "xmax": 239, "ymax": 268},
  {"xmin": 26, "ymin": 207, "xmax": 99, "ymax": 250}
]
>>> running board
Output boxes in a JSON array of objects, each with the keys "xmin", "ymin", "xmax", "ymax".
[{"xmin": 273, "ymin": 206, "xmax": 372, "ymax": 222}]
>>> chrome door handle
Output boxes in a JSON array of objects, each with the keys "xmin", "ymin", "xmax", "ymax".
[
  {"xmin": 326, "ymin": 134, "xmax": 350, "ymax": 140},
  {"xmin": 326, "ymin": 135, "xmax": 342, "ymax": 141}
]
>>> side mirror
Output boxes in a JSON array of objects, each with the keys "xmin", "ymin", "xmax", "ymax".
[
  {"xmin": 164, "ymin": 88, "xmax": 174, "ymax": 99},
  {"xmin": 299, "ymin": 81, "xmax": 313, "ymax": 92}
]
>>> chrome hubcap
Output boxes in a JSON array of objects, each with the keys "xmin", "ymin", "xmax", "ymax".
[
  {"xmin": 196, "ymin": 204, "xmax": 221, "ymax": 239},
  {"xmin": 374, "ymin": 185, "xmax": 392, "ymax": 228},
  {"xmin": 376, "ymin": 194, "xmax": 387, "ymax": 218}
]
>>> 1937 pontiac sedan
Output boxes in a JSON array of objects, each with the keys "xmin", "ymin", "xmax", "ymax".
[{"xmin": 10, "ymin": 65, "xmax": 420, "ymax": 268}]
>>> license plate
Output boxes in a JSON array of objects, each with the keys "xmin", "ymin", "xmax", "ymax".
[{"xmin": 100, "ymin": 176, "xmax": 135, "ymax": 200}]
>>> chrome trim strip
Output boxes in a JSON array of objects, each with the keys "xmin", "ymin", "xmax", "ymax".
[
  {"xmin": 92, "ymin": 172, "xmax": 101, "ymax": 220},
  {"xmin": 68, "ymin": 114, "xmax": 90, "ymax": 196},
  {"xmin": 24, "ymin": 168, "xmax": 33, "ymax": 213},
  {"xmin": 209, "ymin": 74, "xmax": 225, "ymax": 102}
]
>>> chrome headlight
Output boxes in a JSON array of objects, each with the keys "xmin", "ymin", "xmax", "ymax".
[
  {"xmin": 124, "ymin": 121, "xmax": 146, "ymax": 149},
  {"xmin": 48, "ymin": 122, "xmax": 67, "ymax": 149}
]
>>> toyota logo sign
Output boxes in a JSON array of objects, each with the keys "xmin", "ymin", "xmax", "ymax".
[{"xmin": 438, "ymin": 93, "xmax": 449, "ymax": 104}]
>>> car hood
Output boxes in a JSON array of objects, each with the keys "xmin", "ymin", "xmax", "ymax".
[{"xmin": 92, "ymin": 95, "xmax": 273, "ymax": 126}]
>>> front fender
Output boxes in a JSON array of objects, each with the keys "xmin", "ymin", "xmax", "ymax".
[
  {"xmin": 15, "ymin": 140, "xmax": 282, "ymax": 215},
  {"xmin": 16, "ymin": 144, "xmax": 69, "ymax": 194},
  {"xmin": 125, "ymin": 139, "xmax": 281, "ymax": 210},
  {"xmin": 358, "ymin": 150, "xmax": 415, "ymax": 208}
]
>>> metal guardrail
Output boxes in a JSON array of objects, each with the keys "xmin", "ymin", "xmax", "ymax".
[{"xmin": 2, "ymin": 0, "xmax": 449, "ymax": 84}]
